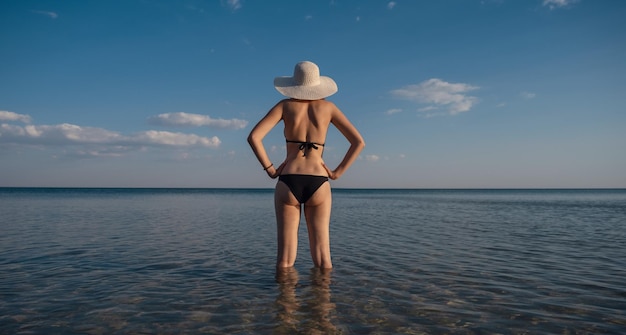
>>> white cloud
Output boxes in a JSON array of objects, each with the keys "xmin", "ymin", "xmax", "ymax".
[
  {"xmin": 417, "ymin": 106, "xmax": 438, "ymax": 112},
  {"xmin": 149, "ymin": 112, "xmax": 248, "ymax": 129},
  {"xmin": 0, "ymin": 111, "xmax": 32, "ymax": 123},
  {"xmin": 399, "ymin": 154, "xmax": 406, "ymax": 159},
  {"xmin": 225, "ymin": 0, "xmax": 242, "ymax": 11},
  {"xmin": 543, "ymin": 0, "xmax": 578, "ymax": 9},
  {"xmin": 0, "ymin": 123, "xmax": 123, "ymax": 145},
  {"xmin": 133, "ymin": 131, "xmax": 220, "ymax": 148},
  {"xmin": 71, "ymin": 146, "xmax": 133, "ymax": 158},
  {"xmin": 422, "ymin": 112, "xmax": 447, "ymax": 118},
  {"xmin": 1, "ymin": 123, "xmax": 220, "ymax": 150},
  {"xmin": 521, "ymin": 91, "xmax": 536, "ymax": 99},
  {"xmin": 305, "ymin": 15, "xmax": 313, "ymax": 20},
  {"xmin": 33, "ymin": 10, "xmax": 58, "ymax": 19},
  {"xmin": 365, "ymin": 154, "xmax": 380, "ymax": 162},
  {"xmin": 385, "ymin": 108, "xmax": 402, "ymax": 115},
  {"xmin": 391, "ymin": 78, "xmax": 479, "ymax": 115},
  {"xmin": 1, "ymin": 112, "xmax": 224, "ymax": 159},
  {"xmin": 387, "ymin": 2, "xmax": 396, "ymax": 10}
]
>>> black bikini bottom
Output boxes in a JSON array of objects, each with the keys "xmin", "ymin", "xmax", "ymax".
[{"xmin": 278, "ymin": 174, "xmax": 329, "ymax": 204}]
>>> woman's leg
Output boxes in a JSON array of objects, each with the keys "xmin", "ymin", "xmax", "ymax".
[
  {"xmin": 275, "ymin": 181, "xmax": 302, "ymax": 268},
  {"xmin": 303, "ymin": 182, "xmax": 333, "ymax": 268}
]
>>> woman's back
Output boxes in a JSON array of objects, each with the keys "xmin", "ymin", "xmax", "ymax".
[{"xmin": 281, "ymin": 99, "xmax": 335, "ymax": 176}]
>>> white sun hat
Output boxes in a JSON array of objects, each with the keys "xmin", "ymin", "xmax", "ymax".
[{"xmin": 274, "ymin": 61, "xmax": 338, "ymax": 100}]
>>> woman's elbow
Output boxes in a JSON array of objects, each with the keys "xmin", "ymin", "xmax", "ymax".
[
  {"xmin": 247, "ymin": 133, "xmax": 257, "ymax": 146},
  {"xmin": 353, "ymin": 138, "xmax": 365, "ymax": 150}
]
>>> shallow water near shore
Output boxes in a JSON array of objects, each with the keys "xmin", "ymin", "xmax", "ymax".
[{"xmin": 1, "ymin": 188, "xmax": 625, "ymax": 334}]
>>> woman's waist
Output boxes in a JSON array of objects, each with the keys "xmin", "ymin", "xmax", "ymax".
[{"xmin": 282, "ymin": 158, "xmax": 327, "ymax": 176}]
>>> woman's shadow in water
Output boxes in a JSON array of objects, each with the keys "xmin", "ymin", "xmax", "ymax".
[{"xmin": 274, "ymin": 267, "xmax": 337, "ymax": 334}]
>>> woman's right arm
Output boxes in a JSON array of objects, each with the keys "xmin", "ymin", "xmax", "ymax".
[
  {"xmin": 248, "ymin": 101, "xmax": 285, "ymax": 178},
  {"xmin": 323, "ymin": 105, "xmax": 365, "ymax": 180}
]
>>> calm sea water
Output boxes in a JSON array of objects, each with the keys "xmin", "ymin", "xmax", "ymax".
[{"xmin": 1, "ymin": 188, "xmax": 625, "ymax": 334}]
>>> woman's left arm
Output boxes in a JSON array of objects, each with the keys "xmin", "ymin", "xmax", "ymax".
[{"xmin": 247, "ymin": 101, "xmax": 285, "ymax": 178}]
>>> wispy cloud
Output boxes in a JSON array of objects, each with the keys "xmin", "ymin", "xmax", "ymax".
[
  {"xmin": 1, "ymin": 111, "xmax": 223, "ymax": 159},
  {"xmin": 1, "ymin": 123, "xmax": 123, "ymax": 145},
  {"xmin": 542, "ymin": 0, "xmax": 578, "ymax": 9},
  {"xmin": 0, "ymin": 111, "xmax": 32, "ymax": 123},
  {"xmin": 1, "ymin": 123, "xmax": 221, "ymax": 148},
  {"xmin": 391, "ymin": 78, "xmax": 479, "ymax": 115},
  {"xmin": 133, "ymin": 131, "xmax": 221, "ymax": 147},
  {"xmin": 417, "ymin": 106, "xmax": 437, "ymax": 112},
  {"xmin": 387, "ymin": 2, "xmax": 397, "ymax": 10},
  {"xmin": 148, "ymin": 112, "xmax": 248, "ymax": 129},
  {"xmin": 33, "ymin": 10, "xmax": 58, "ymax": 19},
  {"xmin": 385, "ymin": 108, "xmax": 402, "ymax": 115},
  {"xmin": 521, "ymin": 91, "xmax": 537, "ymax": 99},
  {"xmin": 70, "ymin": 146, "xmax": 134, "ymax": 158},
  {"xmin": 224, "ymin": 0, "xmax": 242, "ymax": 11},
  {"xmin": 365, "ymin": 154, "xmax": 380, "ymax": 162}
]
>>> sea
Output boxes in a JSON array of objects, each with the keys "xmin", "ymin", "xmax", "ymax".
[{"xmin": 1, "ymin": 188, "xmax": 625, "ymax": 334}]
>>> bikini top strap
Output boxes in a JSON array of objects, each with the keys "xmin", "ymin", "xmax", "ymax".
[{"xmin": 285, "ymin": 139, "xmax": 325, "ymax": 156}]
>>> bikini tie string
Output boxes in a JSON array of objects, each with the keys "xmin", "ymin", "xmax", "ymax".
[{"xmin": 297, "ymin": 142, "xmax": 319, "ymax": 156}]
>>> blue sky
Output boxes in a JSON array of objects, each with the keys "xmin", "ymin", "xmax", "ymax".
[{"xmin": 1, "ymin": 0, "xmax": 624, "ymax": 188}]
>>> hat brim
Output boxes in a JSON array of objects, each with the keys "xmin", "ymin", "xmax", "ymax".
[{"xmin": 274, "ymin": 76, "xmax": 338, "ymax": 100}]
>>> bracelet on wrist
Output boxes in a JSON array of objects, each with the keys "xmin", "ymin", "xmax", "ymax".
[{"xmin": 263, "ymin": 163, "xmax": 273, "ymax": 171}]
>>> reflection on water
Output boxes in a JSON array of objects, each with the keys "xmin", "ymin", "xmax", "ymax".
[{"xmin": 275, "ymin": 268, "xmax": 337, "ymax": 334}]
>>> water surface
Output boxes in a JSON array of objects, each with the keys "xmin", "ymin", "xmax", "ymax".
[{"xmin": 1, "ymin": 188, "xmax": 625, "ymax": 334}]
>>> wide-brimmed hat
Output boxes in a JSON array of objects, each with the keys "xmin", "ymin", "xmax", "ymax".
[{"xmin": 274, "ymin": 61, "xmax": 338, "ymax": 100}]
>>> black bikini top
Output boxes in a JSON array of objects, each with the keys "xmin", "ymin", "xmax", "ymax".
[{"xmin": 286, "ymin": 139, "xmax": 325, "ymax": 156}]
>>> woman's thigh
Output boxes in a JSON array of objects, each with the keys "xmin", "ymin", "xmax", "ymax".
[
  {"xmin": 304, "ymin": 182, "xmax": 332, "ymax": 233},
  {"xmin": 274, "ymin": 181, "xmax": 302, "ymax": 241}
]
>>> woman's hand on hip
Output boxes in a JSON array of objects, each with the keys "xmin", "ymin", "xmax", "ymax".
[
  {"xmin": 267, "ymin": 162, "xmax": 286, "ymax": 179},
  {"xmin": 322, "ymin": 163, "xmax": 338, "ymax": 180}
]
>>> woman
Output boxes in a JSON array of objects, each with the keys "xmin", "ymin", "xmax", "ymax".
[{"xmin": 248, "ymin": 61, "xmax": 364, "ymax": 269}]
